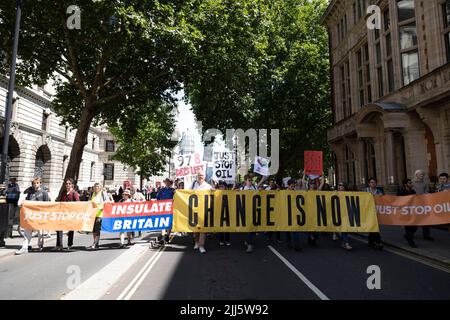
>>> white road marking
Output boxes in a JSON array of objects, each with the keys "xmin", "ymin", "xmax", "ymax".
[
  {"xmin": 267, "ymin": 245, "xmax": 330, "ymax": 300},
  {"xmin": 119, "ymin": 246, "xmax": 167, "ymax": 300},
  {"xmin": 61, "ymin": 243, "xmax": 150, "ymax": 300},
  {"xmin": 116, "ymin": 244, "xmax": 166, "ymax": 300},
  {"xmin": 349, "ymin": 235, "xmax": 450, "ymax": 274}
]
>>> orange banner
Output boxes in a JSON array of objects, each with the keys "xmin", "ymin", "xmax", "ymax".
[
  {"xmin": 375, "ymin": 192, "xmax": 450, "ymax": 225},
  {"xmin": 20, "ymin": 201, "xmax": 97, "ymax": 231}
]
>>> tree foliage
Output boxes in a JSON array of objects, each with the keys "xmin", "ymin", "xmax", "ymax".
[
  {"xmin": 109, "ymin": 100, "xmax": 177, "ymax": 179},
  {"xmin": 185, "ymin": 0, "xmax": 331, "ymax": 178},
  {"xmin": 0, "ymin": 0, "xmax": 331, "ymax": 185}
]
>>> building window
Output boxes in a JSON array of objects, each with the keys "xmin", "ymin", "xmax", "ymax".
[
  {"xmin": 337, "ymin": 14, "xmax": 348, "ymax": 42},
  {"xmin": 92, "ymin": 137, "xmax": 96, "ymax": 150},
  {"xmin": 443, "ymin": 0, "xmax": 450, "ymax": 62},
  {"xmin": 356, "ymin": 43, "xmax": 371, "ymax": 107},
  {"xmin": 397, "ymin": 0, "xmax": 415, "ymax": 22},
  {"xmin": 364, "ymin": 141, "xmax": 376, "ymax": 182},
  {"xmin": 397, "ymin": 0, "xmax": 419, "ymax": 85},
  {"xmin": 42, "ymin": 111, "xmax": 49, "ymax": 131},
  {"xmin": 104, "ymin": 164, "xmax": 114, "ymax": 181},
  {"xmin": 90, "ymin": 162, "xmax": 95, "ymax": 181},
  {"xmin": 65, "ymin": 126, "xmax": 69, "ymax": 140},
  {"xmin": 339, "ymin": 59, "xmax": 352, "ymax": 119},
  {"xmin": 355, "ymin": 0, "xmax": 366, "ymax": 23},
  {"xmin": 62, "ymin": 155, "xmax": 68, "ymax": 179},
  {"xmin": 345, "ymin": 145, "xmax": 356, "ymax": 188},
  {"xmin": 382, "ymin": 9, "xmax": 395, "ymax": 93},
  {"xmin": 105, "ymin": 140, "xmax": 115, "ymax": 152},
  {"xmin": 383, "ymin": 8, "xmax": 390, "ymax": 31},
  {"xmin": 374, "ymin": 23, "xmax": 384, "ymax": 98}
]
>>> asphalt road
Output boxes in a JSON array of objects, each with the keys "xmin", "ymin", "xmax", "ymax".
[
  {"xmin": 0, "ymin": 232, "xmax": 449, "ymax": 300},
  {"xmin": 103, "ymin": 232, "xmax": 450, "ymax": 300}
]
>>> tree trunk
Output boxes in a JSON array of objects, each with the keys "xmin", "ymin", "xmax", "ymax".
[{"xmin": 58, "ymin": 106, "xmax": 95, "ymax": 198}]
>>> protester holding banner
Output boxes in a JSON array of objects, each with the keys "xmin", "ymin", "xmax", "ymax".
[
  {"xmin": 217, "ymin": 181, "xmax": 231, "ymax": 246},
  {"xmin": 193, "ymin": 172, "xmax": 212, "ymax": 254},
  {"xmin": 157, "ymin": 178, "xmax": 175, "ymax": 244},
  {"xmin": 398, "ymin": 178, "xmax": 418, "ymax": 248},
  {"xmin": 87, "ymin": 183, "xmax": 110, "ymax": 250},
  {"xmin": 265, "ymin": 178, "xmax": 282, "ymax": 243},
  {"xmin": 437, "ymin": 172, "xmax": 450, "ymax": 192},
  {"xmin": 412, "ymin": 170, "xmax": 434, "ymax": 241},
  {"xmin": 241, "ymin": 174, "xmax": 266, "ymax": 253},
  {"xmin": 15, "ymin": 177, "xmax": 50, "ymax": 255},
  {"xmin": 285, "ymin": 179, "xmax": 303, "ymax": 252},
  {"xmin": 118, "ymin": 190, "xmax": 134, "ymax": 248},
  {"xmin": 295, "ymin": 172, "xmax": 307, "ymax": 190},
  {"xmin": 55, "ymin": 178, "xmax": 79, "ymax": 251},
  {"xmin": 364, "ymin": 177, "xmax": 384, "ymax": 250},
  {"xmin": 337, "ymin": 182, "xmax": 352, "ymax": 251}
]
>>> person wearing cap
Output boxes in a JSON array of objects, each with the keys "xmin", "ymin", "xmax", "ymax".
[
  {"xmin": 156, "ymin": 178, "xmax": 175, "ymax": 243},
  {"xmin": 118, "ymin": 190, "xmax": 134, "ymax": 248}
]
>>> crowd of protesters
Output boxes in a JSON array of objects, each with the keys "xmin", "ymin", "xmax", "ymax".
[{"xmin": 6, "ymin": 169, "xmax": 450, "ymax": 255}]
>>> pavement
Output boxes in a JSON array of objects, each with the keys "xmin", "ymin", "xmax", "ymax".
[
  {"xmin": 374, "ymin": 225, "xmax": 450, "ymax": 266},
  {"xmin": 2, "ymin": 224, "xmax": 450, "ymax": 266}
]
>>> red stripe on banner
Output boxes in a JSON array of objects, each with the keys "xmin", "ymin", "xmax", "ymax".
[{"xmin": 102, "ymin": 200, "xmax": 173, "ymax": 218}]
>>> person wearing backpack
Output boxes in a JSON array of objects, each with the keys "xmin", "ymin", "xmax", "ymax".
[{"xmin": 87, "ymin": 182, "xmax": 110, "ymax": 250}]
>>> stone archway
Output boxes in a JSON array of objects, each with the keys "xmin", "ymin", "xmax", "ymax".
[
  {"xmin": 0, "ymin": 134, "xmax": 22, "ymax": 181},
  {"xmin": 34, "ymin": 145, "xmax": 52, "ymax": 187}
]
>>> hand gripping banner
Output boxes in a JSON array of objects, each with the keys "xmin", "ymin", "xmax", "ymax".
[{"xmin": 172, "ymin": 190, "xmax": 379, "ymax": 232}]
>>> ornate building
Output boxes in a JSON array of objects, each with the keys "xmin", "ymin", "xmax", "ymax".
[
  {"xmin": 322, "ymin": 0, "xmax": 450, "ymax": 192},
  {"xmin": 0, "ymin": 77, "xmax": 140, "ymax": 199}
]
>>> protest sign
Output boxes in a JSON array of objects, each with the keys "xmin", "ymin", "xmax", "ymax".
[
  {"xmin": 304, "ymin": 151, "xmax": 323, "ymax": 176},
  {"xmin": 375, "ymin": 192, "xmax": 450, "ymax": 225},
  {"xmin": 212, "ymin": 152, "xmax": 236, "ymax": 181},
  {"xmin": 254, "ymin": 156, "xmax": 270, "ymax": 176},
  {"xmin": 172, "ymin": 190, "xmax": 379, "ymax": 232},
  {"xmin": 20, "ymin": 201, "xmax": 97, "ymax": 231},
  {"xmin": 101, "ymin": 200, "xmax": 173, "ymax": 232},
  {"xmin": 174, "ymin": 152, "xmax": 206, "ymax": 178}
]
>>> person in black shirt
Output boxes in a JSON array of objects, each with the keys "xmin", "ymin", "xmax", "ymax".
[{"xmin": 398, "ymin": 178, "xmax": 418, "ymax": 248}]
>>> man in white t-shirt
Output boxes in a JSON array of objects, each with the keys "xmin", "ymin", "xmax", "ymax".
[{"xmin": 193, "ymin": 172, "xmax": 212, "ymax": 254}]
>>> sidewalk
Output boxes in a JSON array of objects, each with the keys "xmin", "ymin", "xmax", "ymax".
[
  {"xmin": 374, "ymin": 225, "xmax": 450, "ymax": 266},
  {"xmin": 0, "ymin": 227, "xmax": 57, "ymax": 259}
]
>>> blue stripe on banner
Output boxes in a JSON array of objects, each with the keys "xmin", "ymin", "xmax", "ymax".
[{"xmin": 101, "ymin": 214, "xmax": 173, "ymax": 232}]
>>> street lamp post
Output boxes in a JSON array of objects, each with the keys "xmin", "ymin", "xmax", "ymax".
[{"xmin": 0, "ymin": 0, "xmax": 23, "ymax": 184}]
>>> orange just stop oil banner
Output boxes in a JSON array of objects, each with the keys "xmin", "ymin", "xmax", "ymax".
[
  {"xmin": 375, "ymin": 192, "xmax": 450, "ymax": 225},
  {"xmin": 20, "ymin": 201, "xmax": 97, "ymax": 231}
]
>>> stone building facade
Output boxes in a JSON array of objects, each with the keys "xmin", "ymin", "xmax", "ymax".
[
  {"xmin": 0, "ymin": 77, "xmax": 140, "ymax": 199},
  {"xmin": 322, "ymin": 0, "xmax": 450, "ymax": 192}
]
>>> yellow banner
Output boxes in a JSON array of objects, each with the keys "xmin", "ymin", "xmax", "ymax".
[
  {"xmin": 20, "ymin": 201, "xmax": 97, "ymax": 231},
  {"xmin": 172, "ymin": 190, "xmax": 379, "ymax": 232}
]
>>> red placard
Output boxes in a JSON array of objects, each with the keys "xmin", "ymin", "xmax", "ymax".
[{"xmin": 304, "ymin": 151, "xmax": 323, "ymax": 176}]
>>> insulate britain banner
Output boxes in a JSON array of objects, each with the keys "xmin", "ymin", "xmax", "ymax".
[
  {"xmin": 101, "ymin": 200, "xmax": 173, "ymax": 232},
  {"xmin": 172, "ymin": 190, "xmax": 379, "ymax": 232}
]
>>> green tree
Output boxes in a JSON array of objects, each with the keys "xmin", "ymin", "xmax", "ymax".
[
  {"xmin": 0, "ymin": 0, "xmax": 273, "ymax": 192},
  {"xmin": 109, "ymin": 100, "xmax": 177, "ymax": 188},
  {"xmin": 186, "ymin": 0, "xmax": 331, "ymax": 178}
]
